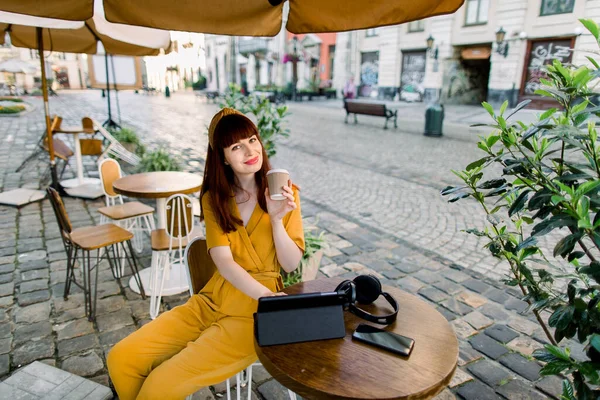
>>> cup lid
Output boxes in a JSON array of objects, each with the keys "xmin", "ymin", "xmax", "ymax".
[{"xmin": 267, "ymin": 169, "xmax": 289, "ymax": 175}]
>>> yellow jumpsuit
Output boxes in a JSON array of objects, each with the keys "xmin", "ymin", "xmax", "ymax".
[{"xmin": 107, "ymin": 189, "xmax": 304, "ymax": 400}]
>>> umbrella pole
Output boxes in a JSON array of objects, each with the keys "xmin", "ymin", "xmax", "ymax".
[
  {"xmin": 37, "ymin": 27, "xmax": 59, "ymax": 191},
  {"xmin": 102, "ymin": 53, "xmax": 119, "ymax": 129}
]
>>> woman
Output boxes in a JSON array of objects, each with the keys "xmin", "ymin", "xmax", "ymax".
[{"xmin": 107, "ymin": 108, "xmax": 304, "ymax": 400}]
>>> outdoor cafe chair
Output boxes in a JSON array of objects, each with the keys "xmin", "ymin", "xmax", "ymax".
[
  {"xmin": 46, "ymin": 187, "xmax": 146, "ymax": 322},
  {"xmin": 183, "ymin": 238, "xmax": 297, "ymax": 400},
  {"xmin": 16, "ymin": 115, "xmax": 74, "ymax": 179},
  {"xmin": 98, "ymin": 158, "xmax": 155, "ymax": 257},
  {"xmin": 149, "ymin": 194, "xmax": 203, "ymax": 319},
  {"xmin": 91, "ymin": 119, "xmax": 141, "ymax": 166}
]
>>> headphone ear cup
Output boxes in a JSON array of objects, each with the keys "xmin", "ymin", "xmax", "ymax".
[
  {"xmin": 335, "ymin": 280, "xmax": 354, "ymax": 304},
  {"xmin": 353, "ymin": 275, "xmax": 381, "ymax": 304}
]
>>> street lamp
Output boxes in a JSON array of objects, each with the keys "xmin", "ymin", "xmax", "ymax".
[
  {"xmin": 292, "ymin": 36, "xmax": 298, "ymax": 102},
  {"xmin": 495, "ymin": 27, "xmax": 509, "ymax": 58},
  {"xmin": 426, "ymin": 35, "xmax": 438, "ymax": 60}
]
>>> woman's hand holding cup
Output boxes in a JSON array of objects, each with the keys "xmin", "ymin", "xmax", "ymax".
[{"xmin": 265, "ymin": 176, "xmax": 296, "ymax": 222}]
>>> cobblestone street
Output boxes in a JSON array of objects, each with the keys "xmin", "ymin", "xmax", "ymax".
[{"xmin": 0, "ymin": 91, "xmax": 577, "ymax": 399}]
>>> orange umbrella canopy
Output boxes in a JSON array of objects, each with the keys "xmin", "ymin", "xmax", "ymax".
[{"xmin": 1, "ymin": 0, "xmax": 466, "ymax": 36}]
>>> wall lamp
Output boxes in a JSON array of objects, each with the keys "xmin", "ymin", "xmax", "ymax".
[
  {"xmin": 426, "ymin": 35, "xmax": 438, "ymax": 59},
  {"xmin": 495, "ymin": 27, "xmax": 509, "ymax": 58}
]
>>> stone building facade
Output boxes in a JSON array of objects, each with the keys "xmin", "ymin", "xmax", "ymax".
[{"xmin": 333, "ymin": 0, "xmax": 600, "ymax": 108}]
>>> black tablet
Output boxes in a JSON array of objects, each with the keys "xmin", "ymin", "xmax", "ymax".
[{"xmin": 257, "ymin": 291, "xmax": 343, "ymax": 313}]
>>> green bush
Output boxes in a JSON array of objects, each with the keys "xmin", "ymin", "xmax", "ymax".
[
  {"xmin": 137, "ymin": 149, "xmax": 181, "ymax": 172},
  {"xmin": 442, "ymin": 18, "xmax": 600, "ymax": 399},
  {"xmin": 0, "ymin": 105, "xmax": 25, "ymax": 114},
  {"xmin": 0, "ymin": 97, "xmax": 24, "ymax": 102}
]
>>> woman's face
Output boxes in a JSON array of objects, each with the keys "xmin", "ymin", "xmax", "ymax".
[{"xmin": 223, "ymin": 135, "xmax": 263, "ymax": 177}]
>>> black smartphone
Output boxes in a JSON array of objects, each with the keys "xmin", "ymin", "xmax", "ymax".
[{"xmin": 352, "ymin": 323, "xmax": 415, "ymax": 357}]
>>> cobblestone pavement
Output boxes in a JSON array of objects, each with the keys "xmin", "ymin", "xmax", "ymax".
[{"xmin": 0, "ymin": 91, "xmax": 581, "ymax": 399}]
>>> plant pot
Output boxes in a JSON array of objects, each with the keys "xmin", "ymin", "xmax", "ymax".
[
  {"xmin": 122, "ymin": 143, "xmax": 137, "ymax": 154},
  {"xmin": 302, "ymin": 250, "xmax": 323, "ymax": 282}
]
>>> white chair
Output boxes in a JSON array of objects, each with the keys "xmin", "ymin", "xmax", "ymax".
[
  {"xmin": 183, "ymin": 238, "xmax": 297, "ymax": 400},
  {"xmin": 97, "ymin": 159, "xmax": 155, "ymax": 259},
  {"xmin": 91, "ymin": 118, "xmax": 141, "ymax": 166},
  {"xmin": 149, "ymin": 194, "xmax": 203, "ymax": 319}
]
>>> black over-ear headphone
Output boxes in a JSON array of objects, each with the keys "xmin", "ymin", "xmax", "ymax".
[{"xmin": 335, "ymin": 275, "xmax": 398, "ymax": 325}]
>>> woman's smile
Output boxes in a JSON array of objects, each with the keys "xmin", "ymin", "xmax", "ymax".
[{"xmin": 244, "ymin": 156, "xmax": 259, "ymax": 165}]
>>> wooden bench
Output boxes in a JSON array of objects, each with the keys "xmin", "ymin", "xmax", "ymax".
[{"xmin": 344, "ymin": 100, "xmax": 398, "ymax": 129}]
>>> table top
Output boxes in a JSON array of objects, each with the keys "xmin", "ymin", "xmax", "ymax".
[
  {"xmin": 113, "ymin": 171, "xmax": 202, "ymax": 199},
  {"xmin": 255, "ymin": 278, "xmax": 458, "ymax": 400}
]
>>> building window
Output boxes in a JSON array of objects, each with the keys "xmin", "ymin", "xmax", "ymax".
[
  {"xmin": 540, "ymin": 0, "xmax": 575, "ymax": 16},
  {"xmin": 465, "ymin": 0, "xmax": 489, "ymax": 25},
  {"xmin": 408, "ymin": 20, "xmax": 425, "ymax": 32},
  {"xmin": 365, "ymin": 28, "xmax": 378, "ymax": 37}
]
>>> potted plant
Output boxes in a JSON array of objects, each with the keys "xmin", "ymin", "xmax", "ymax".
[
  {"xmin": 109, "ymin": 127, "xmax": 145, "ymax": 156},
  {"xmin": 138, "ymin": 149, "xmax": 182, "ymax": 172},
  {"xmin": 442, "ymin": 19, "xmax": 600, "ymax": 399},
  {"xmin": 282, "ymin": 228, "xmax": 327, "ymax": 287}
]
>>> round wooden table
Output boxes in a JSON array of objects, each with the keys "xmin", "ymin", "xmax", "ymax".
[
  {"xmin": 113, "ymin": 171, "xmax": 202, "ymax": 229},
  {"xmin": 255, "ymin": 278, "xmax": 458, "ymax": 400},
  {"xmin": 112, "ymin": 171, "xmax": 202, "ymax": 296}
]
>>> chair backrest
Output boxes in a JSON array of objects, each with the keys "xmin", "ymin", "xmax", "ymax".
[
  {"xmin": 184, "ymin": 237, "xmax": 217, "ymax": 295},
  {"xmin": 93, "ymin": 119, "xmax": 141, "ymax": 166},
  {"xmin": 81, "ymin": 117, "xmax": 95, "ymax": 134},
  {"xmin": 165, "ymin": 194, "xmax": 194, "ymax": 241},
  {"xmin": 98, "ymin": 158, "xmax": 122, "ymax": 200},
  {"xmin": 46, "ymin": 187, "xmax": 73, "ymax": 238}
]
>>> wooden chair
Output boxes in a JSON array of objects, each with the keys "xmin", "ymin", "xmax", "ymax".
[
  {"xmin": 183, "ymin": 238, "xmax": 296, "ymax": 400},
  {"xmin": 16, "ymin": 116, "xmax": 74, "ymax": 177},
  {"xmin": 98, "ymin": 158, "xmax": 155, "ymax": 258},
  {"xmin": 149, "ymin": 194, "xmax": 203, "ymax": 319},
  {"xmin": 46, "ymin": 187, "xmax": 146, "ymax": 322}
]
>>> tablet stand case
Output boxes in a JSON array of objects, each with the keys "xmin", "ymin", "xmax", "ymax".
[{"xmin": 254, "ymin": 292, "xmax": 346, "ymax": 346}]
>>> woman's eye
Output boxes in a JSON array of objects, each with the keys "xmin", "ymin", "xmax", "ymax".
[
  {"xmin": 231, "ymin": 145, "xmax": 240, "ymax": 151},
  {"xmin": 249, "ymin": 137, "xmax": 257, "ymax": 143}
]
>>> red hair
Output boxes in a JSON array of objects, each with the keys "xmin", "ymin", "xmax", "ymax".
[{"xmin": 200, "ymin": 113, "xmax": 272, "ymax": 233}]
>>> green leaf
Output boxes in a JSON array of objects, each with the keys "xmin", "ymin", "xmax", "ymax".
[
  {"xmin": 505, "ymin": 99, "xmax": 532, "ymax": 120},
  {"xmin": 545, "ymin": 345, "xmax": 573, "ymax": 362},
  {"xmin": 540, "ymin": 360, "xmax": 572, "ymax": 375},
  {"xmin": 580, "ymin": 19, "xmax": 600, "ymax": 41},
  {"xmin": 478, "ymin": 178, "xmax": 506, "ymax": 189},
  {"xmin": 589, "ymin": 334, "xmax": 600, "ymax": 353},
  {"xmin": 440, "ymin": 186, "xmax": 466, "ymax": 196},
  {"xmin": 500, "ymin": 100, "xmax": 508, "ymax": 116},
  {"xmin": 540, "ymin": 108, "xmax": 557, "ymax": 120},
  {"xmin": 532, "ymin": 215, "xmax": 577, "ymax": 237},
  {"xmin": 586, "ymin": 56, "xmax": 600, "ymax": 70},
  {"xmin": 508, "ymin": 190, "xmax": 530, "ymax": 217},
  {"xmin": 553, "ymin": 232, "xmax": 584, "ymax": 258},
  {"xmin": 561, "ymin": 379, "xmax": 575, "ymax": 400},
  {"xmin": 579, "ymin": 261, "xmax": 600, "ymax": 284},
  {"xmin": 549, "ymin": 306, "xmax": 575, "ymax": 331},
  {"xmin": 447, "ymin": 192, "xmax": 470, "ymax": 203},
  {"xmin": 516, "ymin": 236, "xmax": 538, "ymax": 252},
  {"xmin": 482, "ymin": 101, "xmax": 495, "ymax": 117},
  {"xmin": 533, "ymin": 348, "xmax": 560, "ymax": 363},
  {"xmin": 466, "ymin": 157, "xmax": 489, "ymax": 171},
  {"xmin": 576, "ymin": 180, "xmax": 600, "ymax": 196}
]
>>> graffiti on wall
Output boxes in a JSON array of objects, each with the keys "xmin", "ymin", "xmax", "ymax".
[
  {"xmin": 360, "ymin": 51, "xmax": 379, "ymax": 97},
  {"xmin": 400, "ymin": 51, "xmax": 426, "ymax": 102},
  {"xmin": 523, "ymin": 39, "xmax": 572, "ymax": 96},
  {"xmin": 441, "ymin": 60, "xmax": 488, "ymax": 105}
]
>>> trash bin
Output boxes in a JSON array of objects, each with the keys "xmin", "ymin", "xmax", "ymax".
[
  {"xmin": 165, "ymin": 86, "xmax": 171, "ymax": 98},
  {"xmin": 424, "ymin": 103, "xmax": 444, "ymax": 136}
]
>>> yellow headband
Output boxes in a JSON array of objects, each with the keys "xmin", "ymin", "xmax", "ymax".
[{"xmin": 208, "ymin": 107, "xmax": 244, "ymax": 149}]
